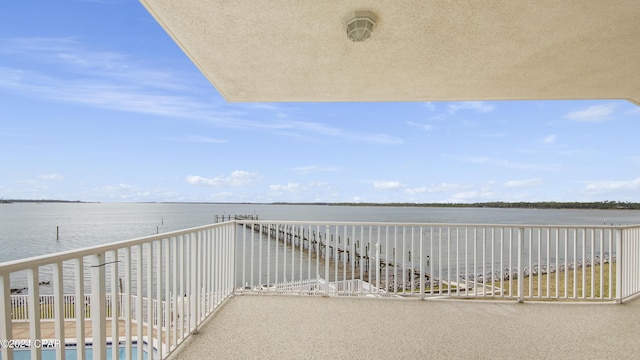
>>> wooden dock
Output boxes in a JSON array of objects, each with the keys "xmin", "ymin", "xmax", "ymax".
[
  {"xmin": 237, "ymin": 220, "xmax": 432, "ymax": 285},
  {"xmin": 214, "ymin": 214, "xmax": 258, "ymax": 223}
]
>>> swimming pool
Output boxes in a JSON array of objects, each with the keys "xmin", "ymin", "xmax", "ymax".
[{"xmin": 5, "ymin": 341, "xmax": 150, "ymax": 360}]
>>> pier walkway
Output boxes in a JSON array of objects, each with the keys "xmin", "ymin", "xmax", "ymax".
[
  {"xmin": 240, "ymin": 221, "xmax": 434, "ymax": 285},
  {"xmin": 169, "ymin": 294, "xmax": 640, "ymax": 360}
]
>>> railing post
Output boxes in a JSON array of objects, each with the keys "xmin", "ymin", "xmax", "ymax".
[
  {"xmin": 52, "ymin": 262, "xmax": 65, "ymax": 360},
  {"xmin": 90, "ymin": 252, "xmax": 107, "ymax": 360},
  {"xmin": 517, "ymin": 228, "xmax": 524, "ymax": 303},
  {"xmin": 616, "ymin": 229, "xmax": 623, "ymax": 303},
  {"xmin": 231, "ymin": 221, "xmax": 237, "ymax": 296},
  {"xmin": 74, "ymin": 258, "xmax": 86, "ymax": 359},
  {"xmin": 27, "ymin": 267, "xmax": 42, "ymax": 360},
  {"xmin": 325, "ymin": 225, "xmax": 330, "ymax": 293},
  {"xmin": 0, "ymin": 274, "xmax": 13, "ymax": 360},
  {"xmin": 190, "ymin": 233, "xmax": 199, "ymax": 332}
]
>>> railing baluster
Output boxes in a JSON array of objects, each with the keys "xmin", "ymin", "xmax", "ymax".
[
  {"xmin": 258, "ymin": 225, "xmax": 263, "ymax": 290},
  {"xmin": 528, "ymin": 228, "xmax": 532, "ymax": 299},
  {"xmin": 108, "ymin": 250, "xmax": 119, "ymax": 360},
  {"xmin": 155, "ymin": 240, "xmax": 163, "ymax": 359},
  {"xmin": 283, "ymin": 225, "xmax": 288, "ymax": 287},
  {"xmin": 546, "ymin": 228, "xmax": 550, "ymax": 299},
  {"xmin": 517, "ymin": 228, "xmax": 523, "ymax": 303},
  {"xmin": 447, "ymin": 227, "xmax": 451, "ymax": 296},
  {"xmin": 27, "ymin": 267, "xmax": 42, "ymax": 360},
  {"xmin": 553, "ymin": 229, "xmax": 557, "ymax": 299},
  {"xmin": 267, "ymin": 225, "xmax": 271, "ymax": 290},
  {"xmin": 564, "ymin": 229, "xmax": 569, "ymax": 299},
  {"xmin": 164, "ymin": 238, "xmax": 171, "ymax": 352},
  {"xmin": 189, "ymin": 233, "xmax": 197, "ymax": 330},
  {"xmin": 124, "ymin": 247, "xmax": 132, "ymax": 360},
  {"xmin": 343, "ymin": 226, "xmax": 348, "ymax": 291},
  {"xmin": 136, "ymin": 245, "xmax": 143, "ymax": 360},
  {"xmin": 90, "ymin": 252, "xmax": 107, "ymax": 360},
  {"xmin": 537, "ymin": 229, "xmax": 541, "ymax": 299},
  {"xmin": 146, "ymin": 242, "xmax": 153, "ymax": 357},
  {"xmin": 230, "ymin": 222, "xmax": 237, "ymax": 297},
  {"xmin": 465, "ymin": 227, "xmax": 469, "ymax": 297},
  {"xmin": 481, "ymin": 227, "xmax": 485, "ymax": 298},
  {"xmin": 368, "ymin": 225, "xmax": 373, "ymax": 295},
  {"xmin": 473, "ymin": 227, "xmax": 477, "ymax": 297},
  {"xmin": 75, "ymin": 258, "xmax": 86, "ymax": 360},
  {"xmin": 275, "ymin": 225, "xmax": 280, "ymax": 291},
  {"xmin": 582, "ymin": 229, "xmax": 586, "ymax": 299},
  {"xmin": 430, "ymin": 227, "xmax": 434, "ymax": 297},
  {"xmin": 438, "ymin": 227, "xmax": 443, "ymax": 296},
  {"xmin": 0, "ymin": 274, "xmax": 12, "ymax": 360},
  {"xmin": 615, "ymin": 229, "xmax": 622, "ymax": 301},
  {"xmin": 590, "ymin": 229, "xmax": 595, "ymax": 299},
  {"xmin": 52, "ymin": 262, "xmax": 65, "ymax": 360},
  {"xmin": 573, "ymin": 228, "xmax": 578, "ymax": 299},
  {"xmin": 468, "ymin": 227, "xmax": 469, "ymax": 295},
  {"xmin": 500, "ymin": 227, "xmax": 504, "ymax": 298}
]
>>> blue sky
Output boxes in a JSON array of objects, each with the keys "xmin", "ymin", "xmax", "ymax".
[{"xmin": 1, "ymin": 1, "xmax": 639, "ymax": 203}]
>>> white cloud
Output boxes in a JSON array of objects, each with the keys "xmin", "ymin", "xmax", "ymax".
[
  {"xmin": 453, "ymin": 155, "xmax": 560, "ymax": 172},
  {"xmin": 584, "ymin": 177, "xmax": 640, "ymax": 193},
  {"xmin": 293, "ymin": 165, "xmax": 338, "ymax": 175},
  {"xmin": 565, "ymin": 103, "xmax": 617, "ymax": 122},
  {"xmin": 543, "ymin": 134, "xmax": 557, "ymax": 144},
  {"xmin": 448, "ymin": 101, "xmax": 495, "ymax": 114},
  {"xmin": 405, "ymin": 182, "xmax": 472, "ymax": 195},
  {"xmin": 373, "ymin": 181, "xmax": 403, "ymax": 190},
  {"xmin": 504, "ymin": 178, "xmax": 542, "ymax": 188},
  {"xmin": 455, "ymin": 155, "xmax": 490, "ymax": 164},
  {"xmin": 179, "ymin": 135, "xmax": 227, "ymax": 144},
  {"xmin": 406, "ymin": 121, "xmax": 433, "ymax": 131},
  {"xmin": 186, "ymin": 171, "xmax": 261, "ymax": 187},
  {"xmin": 423, "ymin": 102, "xmax": 436, "ymax": 111},
  {"xmin": 1, "ymin": 38, "xmax": 403, "ymax": 145},
  {"xmin": 101, "ymin": 183, "xmax": 134, "ymax": 192},
  {"xmin": 39, "ymin": 173, "xmax": 63, "ymax": 180},
  {"xmin": 269, "ymin": 120, "xmax": 403, "ymax": 145},
  {"xmin": 451, "ymin": 192, "xmax": 478, "ymax": 201},
  {"xmin": 269, "ymin": 183, "xmax": 301, "ymax": 192},
  {"xmin": 308, "ymin": 181, "xmax": 328, "ymax": 188}
]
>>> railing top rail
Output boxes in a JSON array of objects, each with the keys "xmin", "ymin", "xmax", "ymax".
[
  {"xmin": 0, "ymin": 222, "xmax": 231, "ymax": 274},
  {"xmin": 236, "ymin": 219, "xmax": 640, "ymax": 230}
]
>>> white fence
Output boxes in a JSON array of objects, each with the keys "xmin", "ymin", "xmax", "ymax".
[
  {"xmin": 1, "ymin": 220, "xmax": 639, "ymax": 360},
  {"xmin": 0, "ymin": 222, "xmax": 236, "ymax": 360},
  {"xmin": 234, "ymin": 221, "xmax": 640, "ymax": 302}
]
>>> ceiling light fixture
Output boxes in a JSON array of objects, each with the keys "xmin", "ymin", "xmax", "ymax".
[{"xmin": 345, "ymin": 11, "xmax": 377, "ymax": 42}]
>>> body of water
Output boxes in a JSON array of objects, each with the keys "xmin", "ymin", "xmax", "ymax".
[{"xmin": 1, "ymin": 202, "xmax": 639, "ymax": 264}]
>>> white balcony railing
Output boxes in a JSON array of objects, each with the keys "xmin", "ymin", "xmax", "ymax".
[
  {"xmin": 1, "ymin": 221, "xmax": 639, "ymax": 360},
  {"xmin": 1, "ymin": 222, "xmax": 237, "ymax": 360},
  {"xmin": 234, "ymin": 221, "xmax": 640, "ymax": 302}
]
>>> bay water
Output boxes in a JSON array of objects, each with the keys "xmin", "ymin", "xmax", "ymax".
[{"xmin": 2, "ymin": 202, "xmax": 639, "ymax": 264}]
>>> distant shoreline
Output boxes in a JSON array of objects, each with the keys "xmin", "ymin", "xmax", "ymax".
[
  {"xmin": 2, "ymin": 199, "xmax": 639, "ymax": 210},
  {"xmin": 0, "ymin": 199, "xmax": 87, "ymax": 204}
]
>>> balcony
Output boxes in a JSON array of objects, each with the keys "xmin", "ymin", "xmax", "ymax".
[{"xmin": 1, "ymin": 220, "xmax": 640, "ymax": 359}]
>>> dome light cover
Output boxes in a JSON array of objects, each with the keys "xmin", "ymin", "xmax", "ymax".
[{"xmin": 345, "ymin": 11, "xmax": 378, "ymax": 42}]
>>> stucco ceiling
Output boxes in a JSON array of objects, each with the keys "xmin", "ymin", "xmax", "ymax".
[{"xmin": 140, "ymin": 1, "xmax": 640, "ymax": 105}]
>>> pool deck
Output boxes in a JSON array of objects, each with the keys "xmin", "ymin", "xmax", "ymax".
[
  {"xmin": 167, "ymin": 294, "xmax": 640, "ymax": 360},
  {"xmin": 11, "ymin": 320, "xmax": 139, "ymax": 342}
]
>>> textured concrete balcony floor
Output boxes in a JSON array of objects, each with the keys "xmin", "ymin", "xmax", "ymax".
[{"xmin": 168, "ymin": 294, "xmax": 640, "ymax": 360}]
